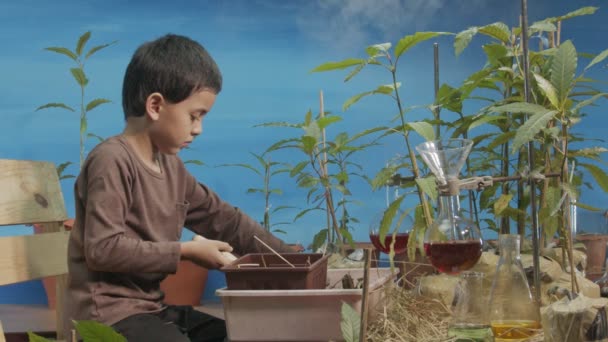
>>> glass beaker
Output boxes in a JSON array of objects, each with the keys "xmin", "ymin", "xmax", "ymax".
[
  {"xmin": 448, "ymin": 271, "xmax": 493, "ymax": 341},
  {"xmin": 416, "ymin": 139, "xmax": 483, "ymax": 274},
  {"xmin": 488, "ymin": 234, "xmax": 541, "ymax": 341}
]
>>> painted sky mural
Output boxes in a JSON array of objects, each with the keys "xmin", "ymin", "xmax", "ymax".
[{"xmin": 1, "ymin": 0, "xmax": 606, "ymax": 302}]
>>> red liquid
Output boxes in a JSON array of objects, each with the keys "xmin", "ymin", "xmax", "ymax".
[
  {"xmin": 423, "ymin": 240, "xmax": 482, "ymax": 274},
  {"xmin": 369, "ymin": 233, "xmax": 409, "ymax": 254}
]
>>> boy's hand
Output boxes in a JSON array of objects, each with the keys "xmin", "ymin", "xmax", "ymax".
[{"xmin": 180, "ymin": 237, "xmax": 235, "ymax": 269}]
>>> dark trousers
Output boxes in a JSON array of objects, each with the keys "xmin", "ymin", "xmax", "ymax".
[{"xmin": 112, "ymin": 305, "xmax": 226, "ymax": 342}]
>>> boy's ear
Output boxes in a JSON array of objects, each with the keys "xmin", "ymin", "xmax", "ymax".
[{"xmin": 145, "ymin": 92, "xmax": 164, "ymax": 121}]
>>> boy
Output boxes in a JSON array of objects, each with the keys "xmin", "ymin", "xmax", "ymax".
[{"xmin": 64, "ymin": 34, "xmax": 293, "ymax": 341}]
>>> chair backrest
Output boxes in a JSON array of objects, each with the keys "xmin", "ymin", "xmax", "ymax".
[{"xmin": 0, "ymin": 159, "xmax": 70, "ymax": 338}]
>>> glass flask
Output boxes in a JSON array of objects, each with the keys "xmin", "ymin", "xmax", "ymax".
[
  {"xmin": 369, "ymin": 210, "xmax": 413, "ymax": 255},
  {"xmin": 416, "ymin": 139, "xmax": 483, "ymax": 274},
  {"xmin": 448, "ymin": 271, "xmax": 493, "ymax": 342},
  {"xmin": 488, "ymin": 234, "xmax": 541, "ymax": 341},
  {"xmin": 369, "ymin": 169, "xmax": 413, "ymax": 255}
]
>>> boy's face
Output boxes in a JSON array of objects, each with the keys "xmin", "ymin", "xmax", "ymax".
[{"xmin": 148, "ymin": 88, "xmax": 217, "ymax": 155}]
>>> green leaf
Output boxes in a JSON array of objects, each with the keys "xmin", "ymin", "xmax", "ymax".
[
  {"xmin": 416, "ymin": 176, "xmax": 438, "ymax": 202},
  {"xmin": 550, "ymin": 40, "xmax": 577, "ymax": 104},
  {"xmin": 217, "ymin": 163, "xmax": 261, "ymax": 176},
  {"xmin": 478, "ymin": 22, "xmax": 511, "ymax": 43},
  {"xmin": 317, "ymin": 115, "xmax": 342, "ymax": 129},
  {"xmin": 87, "ymin": 132, "xmax": 105, "ymax": 143},
  {"xmin": 585, "ymin": 48, "xmax": 608, "ymax": 71},
  {"xmin": 378, "ymin": 195, "xmax": 406, "ymax": 246},
  {"xmin": 35, "ymin": 102, "xmax": 75, "ymax": 112},
  {"xmin": 406, "ymin": 121, "xmax": 435, "ymax": 141},
  {"xmin": 572, "ymin": 93, "xmax": 607, "ymax": 114},
  {"xmin": 301, "ymin": 136, "xmax": 317, "ymax": 155},
  {"xmin": 27, "ymin": 332, "xmax": 52, "ymax": 342},
  {"xmin": 312, "ymin": 229, "xmax": 328, "ymax": 251},
  {"xmin": 483, "ymin": 44, "xmax": 509, "ymax": 66},
  {"xmin": 365, "ymin": 42, "xmax": 391, "ymax": 57},
  {"xmin": 290, "ymin": 161, "xmax": 308, "ymax": 177},
  {"xmin": 529, "ymin": 21, "xmax": 557, "ymax": 33},
  {"xmin": 579, "ymin": 163, "xmax": 608, "ymax": 192},
  {"xmin": 574, "ymin": 202, "xmax": 603, "ymax": 212},
  {"xmin": 494, "ymin": 194, "xmax": 513, "ymax": 215},
  {"xmin": 533, "ymin": 73, "xmax": 559, "ymax": 109},
  {"xmin": 395, "ymin": 31, "xmax": 450, "ymax": 59},
  {"xmin": 492, "ymin": 102, "xmax": 550, "ymax": 115},
  {"xmin": 44, "ymin": 46, "xmax": 77, "ymax": 61},
  {"xmin": 340, "ymin": 302, "xmax": 360, "ymax": 342},
  {"xmin": 56, "ymin": 161, "xmax": 73, "ymax": 177},
  {"xmin": 76, "ymin": 31, "xmax": 92, "ymax": 56},
  {"xmin": 85, "ymin": 41, "xmax": 117, "ymax": 59},
  {"xmin": 511, "ymin": 109, "xmax": 558, "ymax": 153},
  {"xmin": 469, "ymin": 114, "xmax": 502, "ymax": 131},
  {"xmin": 343, "ymin": 83, "xmax": 400, "ymax": 111},
  {"xmin": 71, "ymin": 67, "xmax": 89, "ymax": 87},
  {"xmin": 86, "ymin": 98, "xmax": 111, "ymax": 112},
  {"xmin": 310, "ymin": 58, "xmax": 365, "ymax": 73},
  {"xmin": 454, "ymin": 27, "xmax": 478, "ymax": 56},
  {"xmin": 543, "ymin": 6, "xmax": 598, "ymax": 23},
  {"xmin": 184, "ymin": 159, "xmax": 205, "ymax": 166},
  {"xmin": 74, "ymin": 320, "xmax": 127, "ymax": 341}
]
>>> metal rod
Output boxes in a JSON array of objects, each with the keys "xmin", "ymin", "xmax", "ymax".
[
  {"xmin": 520, "ymin": 0, "xmax": 542, "ymax": 303},
  {"xmin": 433, "ymin": 43, "xmax": 440, "ymax": 140}
]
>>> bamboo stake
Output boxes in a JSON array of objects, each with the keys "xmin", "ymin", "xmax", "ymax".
[
  {"xmin": 254, "ymin": 235, "xmax": 295, "ymax": 268},
  {"xmin": 359, "ymin": 249, "xmax": 371, "ymax": 342}
]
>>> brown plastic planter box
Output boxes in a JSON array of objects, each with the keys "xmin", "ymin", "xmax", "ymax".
[{"xmin": 221, "ymin": 253, "xmax": 329, "ymax": 290}]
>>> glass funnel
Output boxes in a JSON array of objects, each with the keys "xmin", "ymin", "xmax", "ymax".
[
  {"xmin": 488, "ymin": 234, "xmax": 541, "ymax": 341},
  {"xmin": 448, "ymin": 271, "xmax": 493, "ymax": 341},
  {"xmin": 416, "ymin": 139, "xmax": 483, "ymax": 274}
]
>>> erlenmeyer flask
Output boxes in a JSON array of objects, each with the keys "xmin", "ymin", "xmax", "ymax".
[
  {"xmin": 488, "ymin": 234, "xmax": 541, "ymax": 341},
  {"xmin": 416, "ymin": 139, "xmax": 483, "ymax": 274},
  {"xmin": 448, "ymin": 271, "xmax": 493, "ymax": 341}
]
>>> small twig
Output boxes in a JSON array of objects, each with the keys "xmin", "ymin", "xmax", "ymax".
[
  {"xmin": 261, "ymin": 254, "xmax": 267, "ymax": 268},
  {"xmin": 237, "ymin": 263, "xmax": 260, "ymax": 268},
  {"xmin": 254, "ymin": 235, "xmax": 295, "ymax": 268}
]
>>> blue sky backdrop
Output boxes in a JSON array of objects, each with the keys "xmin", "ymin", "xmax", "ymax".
[{"xmin": 1, "ymin": 0, "xmax": 607, "ymax": 303}]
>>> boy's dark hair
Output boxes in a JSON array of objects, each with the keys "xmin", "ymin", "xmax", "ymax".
[{"xmin": 122, "ymin": 34, "xmax": 223, "ymax": 119}]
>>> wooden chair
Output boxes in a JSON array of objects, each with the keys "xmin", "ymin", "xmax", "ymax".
[{"xmin": 0, "ymin": 159, "xmax": 70, "ymax": 340}]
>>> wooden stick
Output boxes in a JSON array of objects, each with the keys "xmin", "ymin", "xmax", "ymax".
[
  {"xmin": 254, "ymin": 235, "xmax": 295, "ymax": 268},
  {"xmin": 359, "ymin": 248, "xmax": 371, "ymax": 342}
]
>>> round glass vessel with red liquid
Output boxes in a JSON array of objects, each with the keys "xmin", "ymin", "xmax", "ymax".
[
  {"xmin": 423, "ymin": 194, "xmax": 482, "ymax": 274},
  {"xmin": 369, "ymin": 211, "xmax": 413, "ymax": 255}
]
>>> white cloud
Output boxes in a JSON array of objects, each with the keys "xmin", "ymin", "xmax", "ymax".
[{"xmin": 296, "ymin": 0, "xmax": 488, "ymax": 52}]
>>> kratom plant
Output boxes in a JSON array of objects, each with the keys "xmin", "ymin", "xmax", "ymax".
[
  {"xmin": 261, "ymin": 108, "xmax": 381, "ymax": 251},
  {"xmin": 438, "ymin": 6, "xmax": 608, "ymax": 249},
  {"xmin": 311, "ymin": 32, "xmax": 453, "ymax": 260},
  {"xmin": 28, "ymin": 320, "xmax": 126, "ymax": 342},
  {"xmin": 217, "ymin": 147, "xmax": 294, "ymax": 234},
  {"xmin": 36, "ymin": 31, "xmax": 116, "ymax": 178}
]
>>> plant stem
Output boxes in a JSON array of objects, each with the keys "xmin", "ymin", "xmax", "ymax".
[{"xmin": 389, "ymin": 63, "xmax": 433, "ymax": 231}]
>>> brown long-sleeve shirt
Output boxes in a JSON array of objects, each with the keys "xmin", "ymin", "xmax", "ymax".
[{"xmin": 65, "ymin": 135, "xmax": 291, "ymax": 330}]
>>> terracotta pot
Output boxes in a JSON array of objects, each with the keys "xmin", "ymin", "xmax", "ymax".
[
  {"xmin": 33, "ymin": 219, "xmax": 74, "ymax": 309},
  {"xmin": 160, "ymin": 260, "xmax": 208, "ymax": 305},
  {"xmin": 576, "ymin": 234, "xmax": 608, "ymax": 281}
]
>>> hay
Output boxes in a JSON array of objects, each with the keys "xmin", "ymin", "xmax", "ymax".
[
  {"xmin": 366, "ymin": 284, "xmax": 452, "ymax": 341},
  {"xmin": 366, "ymin": 279, "xmax": 545, "ymax": 342}
]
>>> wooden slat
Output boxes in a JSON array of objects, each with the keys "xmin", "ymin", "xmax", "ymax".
[
  {"xmin": 0, "ymin": 305, "xmax": 56, "ymax": 334},
  {"xmin": 0, "ymin": 160, "xmax": 67, "ymax": 226},
  {"xmin": 0, "ymin": 232, "xmax": 69, "ymax": 285}
]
